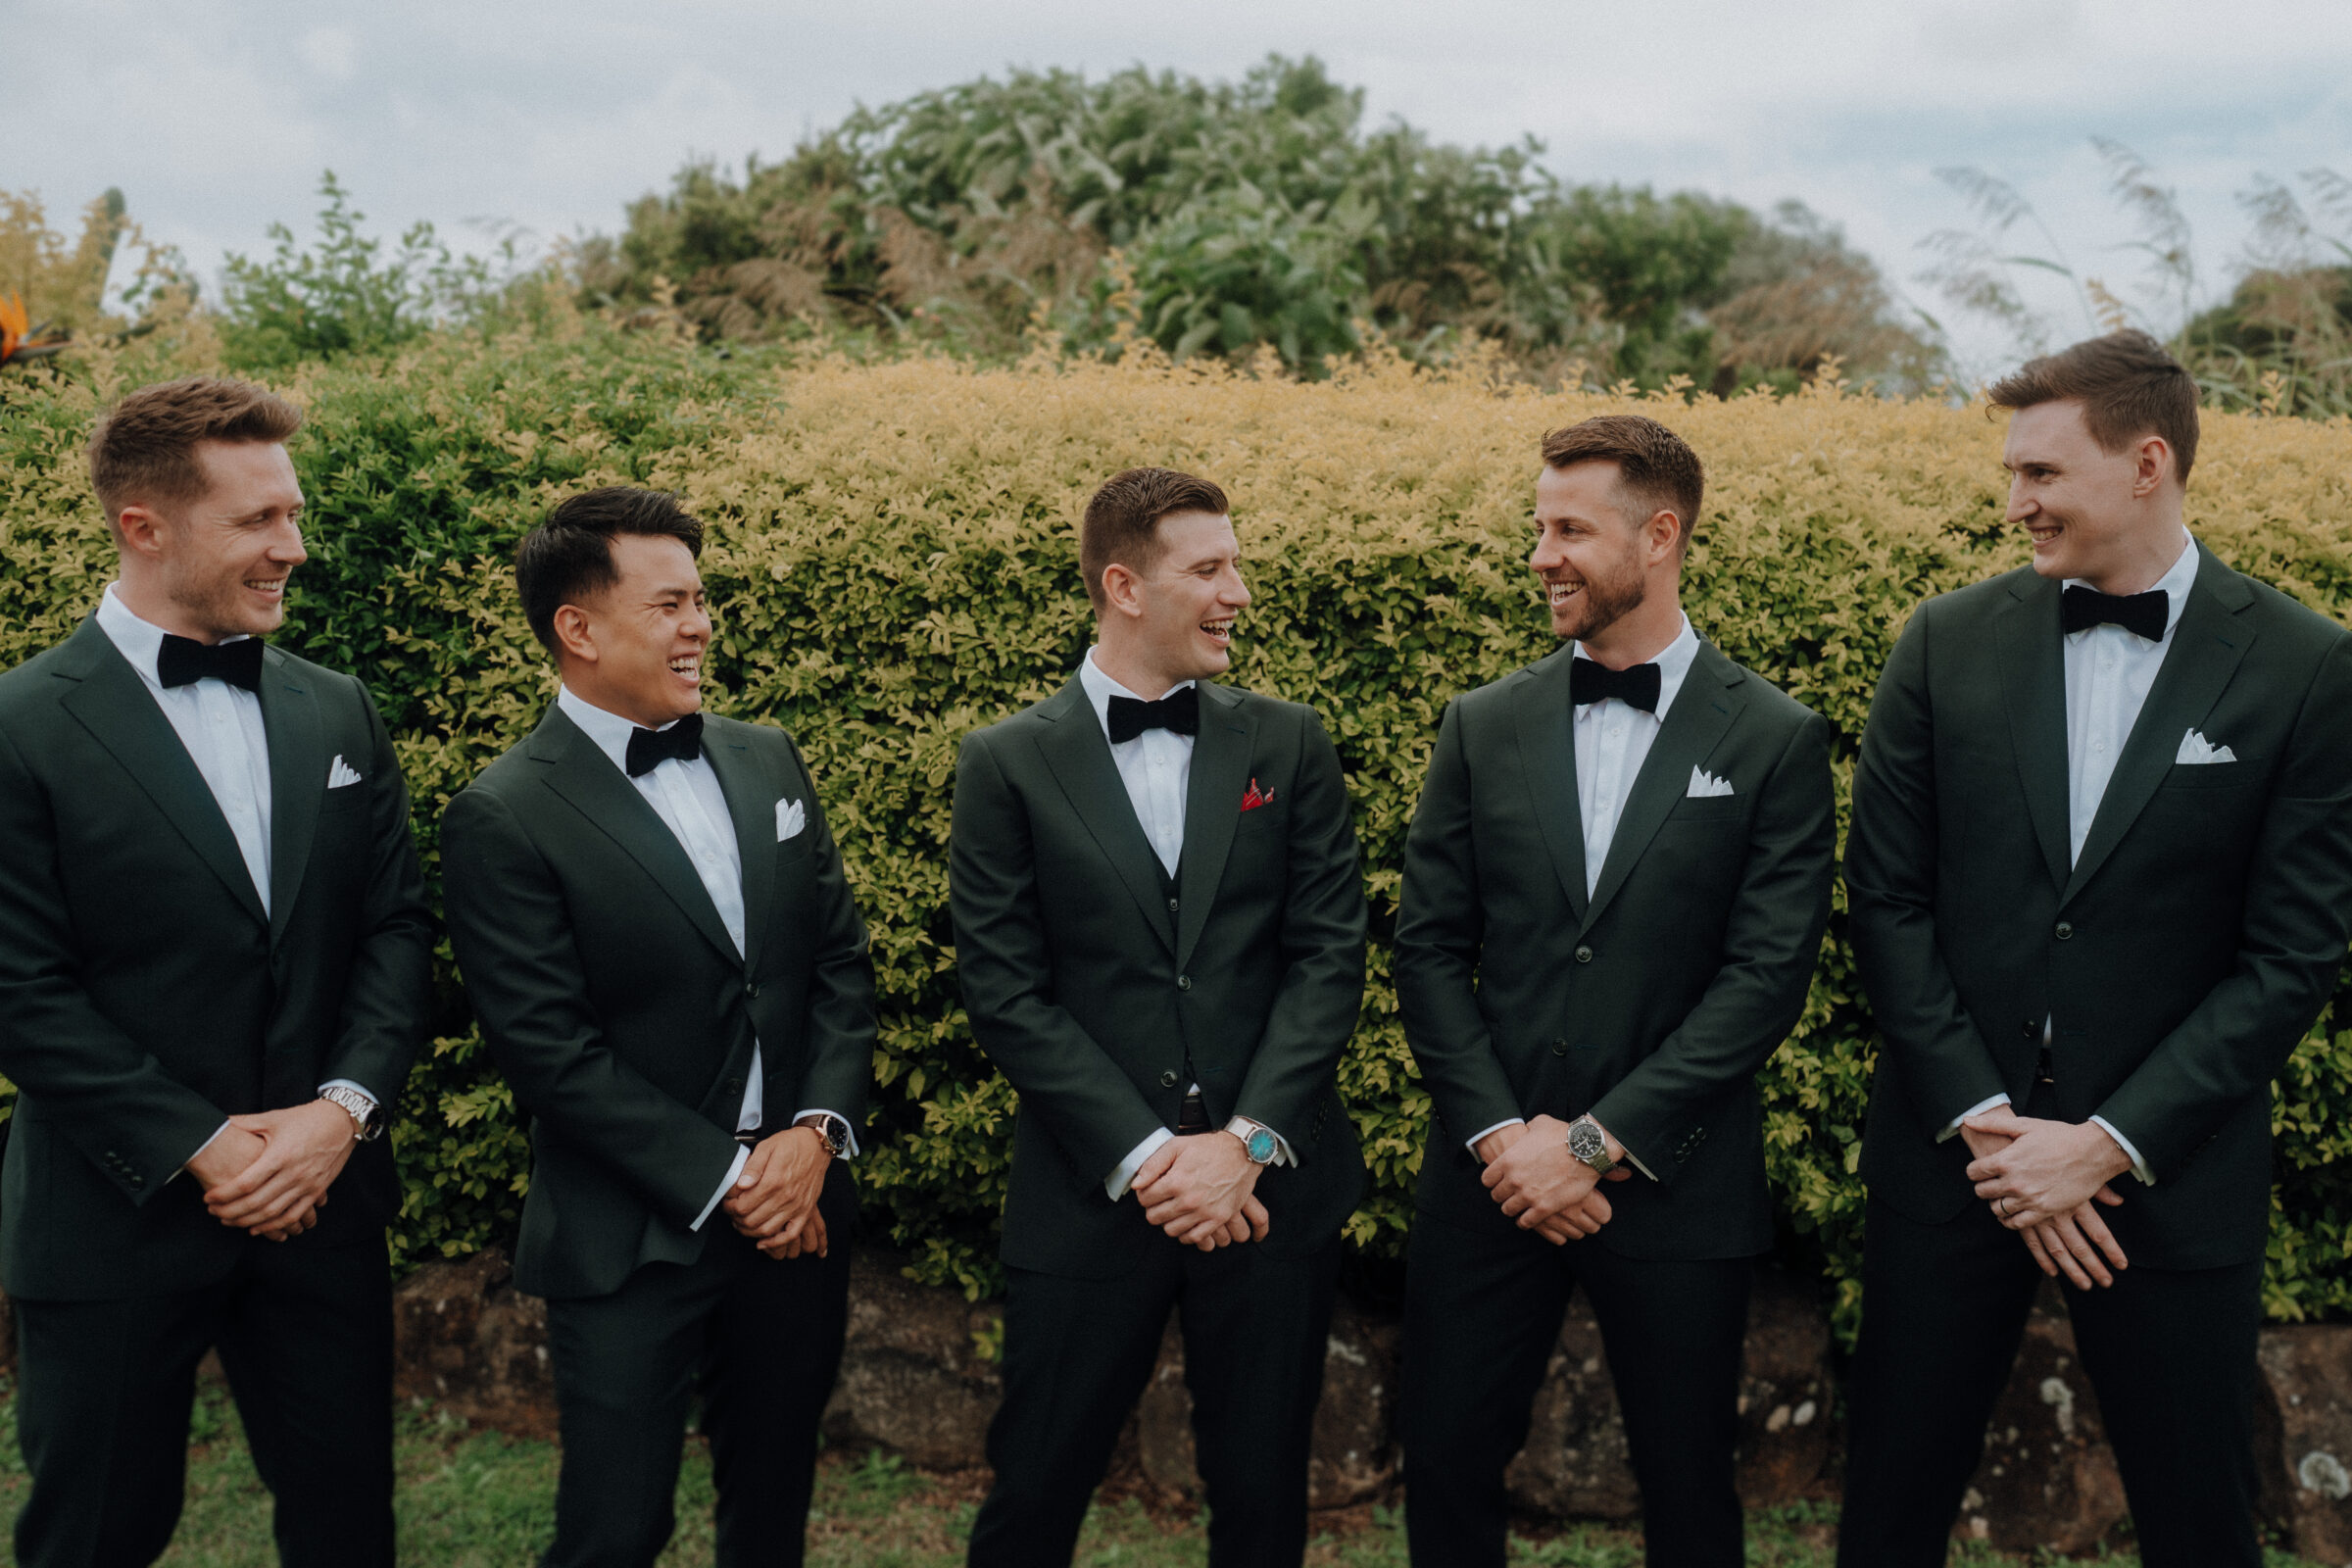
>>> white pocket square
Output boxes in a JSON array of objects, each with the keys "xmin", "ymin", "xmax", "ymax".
[
  {"xmin": 326, "ymin": 755, "xmax": 362, "ymax": 789},
  {"xmin": 775, "ymin": 798, "xmax": 807, "ymax": 842},
  {"xmin": 2175, "ymin": 728, "xmax": 2237, "ymax": 765},
  {"xmin": 1687, "ymin": 766, "xmax": 1735, "ymax": 799}
]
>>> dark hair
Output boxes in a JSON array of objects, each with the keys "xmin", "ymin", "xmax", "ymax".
[
  {"xmin": 1984, "ymin": 329, "xmax": 2200, "ymax": 485},
  {"xmin": 515, "ymin": 486, "xmax": 705, "ymax": 654},
  {"xmin": 88, "ymin": 376, "xmax": 303, "ymax": 525},
  {"xmin": 1079, "ymin": 466, "xmax": 1231, "ymax": 612},
  {"xmin": 1539, "ymin": 415, "xmax": 1706, "ymax": 549}
]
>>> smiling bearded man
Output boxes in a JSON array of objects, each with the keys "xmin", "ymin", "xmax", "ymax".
[
  {"xmin": 440, "ymin": 487, "xmax": 876, "ymax": 1568},
  {"xmin": 951, "ymin": 466, "xmax": 1367, "ymax": 1568}
]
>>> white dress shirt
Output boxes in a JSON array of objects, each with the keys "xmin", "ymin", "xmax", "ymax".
[
  {"xmin": 1462, "ymin": 616, "xmax": 1699, "ymax": 1179},
  {"xmin": 1077, "ymin": 650, "xmax": 1296, "ymax": 1200},
  {"xmin": 97, "ymin": 586, "xmax": 376, "ymax": 1168},
  {"xmin": 556, "ymin": 687, "xmax": 855, "ymax": 1232},
  {"xmin": 1940, "ymin": 531, "xmax": 2199, "ymax": 1184}
]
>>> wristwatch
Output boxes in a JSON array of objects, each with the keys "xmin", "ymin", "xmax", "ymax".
[
  {"xmin": 318, "ymin": 1085, "xmax": 383, "ymax": 1143},
  {"xmin": 795, "ymin": 1112, "xmax": 852, "ymax": 1158},
  {"xmin": 1566, "ymin": 1114, "xmax": 1615, "ymax": 1177},
  {"xmin": 1226, "ymin": 1116, "xmax": 1281, "ymax": 1166}
]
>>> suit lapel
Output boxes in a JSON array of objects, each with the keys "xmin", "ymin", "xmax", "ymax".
[
  {"xmin": 54, "ymin": 617, "xmax": 268, "ymax": 929},
  {"xmin": 531, "ymin": 708, "xmax": 742, "ymax": 965},
  {"xmin": 703, "ymin": 721, "xmax": 777, "ymax": 976},
  {"xmin": 1176, "ymin": 682, "xmax": 1256, "ymax": 971},
  {"xmin": 1580, "ymin": 643, "xmax": 1744, "ymax": 935},
  {"xmin": 1993, "ymin": 574, "xmax": 2073, "ymax": 893},
  {"xmin": 1512, "ymin": 652, "xmax": 1589, "ymax": 924},
  {"xmin": 257, "ymin": 649, "xmax": 324, "ymax": 948},
  {"xmin": 2064, "ymin": 550, "xmax": 2257, "ymax": 903},
  {"xmin": 1031, "ymin": 678, "xmax": 1178, "ymax": 956}
]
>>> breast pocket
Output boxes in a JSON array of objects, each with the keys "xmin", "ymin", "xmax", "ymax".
[
  {"xmin": 2159, "ymin": 761, "xmax": 2261, "ymax": 791},
  {"xmin": 1664, "ymin": 794, "xmax": 1747, "ymax": 824}
]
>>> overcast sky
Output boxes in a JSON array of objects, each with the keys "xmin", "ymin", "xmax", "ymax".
[{"xmin": 12, "ymin": 0, "xmax": 2352, "ymax": 375}]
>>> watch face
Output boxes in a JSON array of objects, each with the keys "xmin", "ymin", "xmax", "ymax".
[
  {"xmin": 1246, "ymin": 1128, "xmax": 1279, "ymax": 1163},
  {"xmin": 1569, "ymin": 1121, "xmax": 1603, "ymax": 1161}
]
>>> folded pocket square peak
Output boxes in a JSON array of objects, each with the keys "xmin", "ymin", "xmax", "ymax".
[
  {"xmin": 775, "ymin": 798, "xmax": 807, "ymax": 841},
  {"xmin": 1240, "ymin": 777, "xmax": 1277, "ymax": 811},
  {"xmin": 1686, "ymin": 766, "xmax": 1735, "ymax": 798},
  {"xmin": 2175, "ymin": 728, "xmax": 2237, "ymax": 765},
  {"xmin": 326, "ymin": 755, "xmax": 362, "ymax": 789}
]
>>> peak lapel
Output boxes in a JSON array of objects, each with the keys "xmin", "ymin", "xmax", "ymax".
[
  {"xmin": 1031, "ymin": 679, "xmax": 1177, "ymax": 956},
  {"xmin": 1994, "ymin": 575, "xmax": 2073, "ymax": 893},
  {"xmin": 703, "ymin": 723, "xmax": 777, "ymax": 976},
  {"xmin": 55, "ymin": 618, "xmax": 268, "ymax": 929},
  {"xmin": 1580, "ymin": 645, "xmax": 1743, "ymax": 934},
  {"xmin": 532, "ymin": 709, "xmax": 743, "ymax": 965},
  {"xmin": 1512, "ymin": 653, "xmax": 1589, "ymax": 924},
  {"xmin": 1176, "ymin": 683, "xmax": 1256, "ymax": 971},
  {"xmin": 2064, "ymin": 553, "xmax": 2256, "ymax": 903},
  {"xmin": 258, "ymin": 651, "xmax": 324, "ymax": 948}
]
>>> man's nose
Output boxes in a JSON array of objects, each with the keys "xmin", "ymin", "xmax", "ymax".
[{"xmin": 2004, "ymin": 479, "xmax": 2034, "ymax": 523}]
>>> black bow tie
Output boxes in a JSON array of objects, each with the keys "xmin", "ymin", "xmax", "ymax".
[
  {"xmin": 624, "ymin": 712, "xmax": 704, "ymax": 777},
  {"xmin": 1106, "ymin": 685, "xmax": 1200, "ymax": 745},
  {"xmin": 2061, "ymin": 584, "xmax": 2169, "ymax": 642},
  {"xmin": 157, "ymin": 634, "xmax": 265, "ymax": 692},
  {"xmin": 1570, "ymin": 657, "xmax": 1662, "ymax": 714}
]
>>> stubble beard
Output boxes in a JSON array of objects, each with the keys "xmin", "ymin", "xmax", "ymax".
[{"xmin": 1553, "ymin": 553, "xmax": 1647, "ymax": 646}]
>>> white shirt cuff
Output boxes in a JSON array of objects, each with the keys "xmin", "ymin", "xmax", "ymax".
[
  {"xmin": 693, "ymin": 1145, "xmax": 751, "ymax": 1232},
  {"xmin": 2088, "ymin": 1115, "xmax": 2155, "ymax": 1186},
  {"xmin": 1466, "ymin": 1117, "xmax": 1524, "ymax": 1156},
  {"xmin": 1107, "ymin": 1127, "xmax": 1175, "ymax": 1200},
  {"xmin": 1939, "ymin": 1093, "xmax": 2011, "ymax": 1143},
  {"xmin": 791, "ymin": 1107, "xmax": 860, "ymax": 1159},
  {"xmin": 175, "ymin": 1119, "xmax": 234, "ymax": 1183}
]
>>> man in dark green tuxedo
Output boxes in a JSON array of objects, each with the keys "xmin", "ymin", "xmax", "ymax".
[
  {"xmin": 440, "ymin": 487, "xmax": 875, "ymax": 1568},
  {"xmin": 1838, "ymin": 332, "xmax": 2352, "ymax": 1566},
  {"xmin": 950, "ymin": 466, "xmax": 1367, "ymax": 1568},
  {"xmin": 1394, "ymin": 416, "xmax": 1837, "ymax": 1568},
  {"xmin": 0, "ymin": 377, "xmax": 433, "ymax": 1567}
]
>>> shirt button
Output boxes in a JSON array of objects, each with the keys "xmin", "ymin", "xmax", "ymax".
[
  {"xmin": 1575, "ymin": 946, "xmax": 1594, "ymax": 964},
  {"xmin": 2055, "ymin": 922, "xmax": 2075, "ymax": 941},
  {"xmin": 1177, "ymin": 975, "xmax": 1192, "ymax": 991}
]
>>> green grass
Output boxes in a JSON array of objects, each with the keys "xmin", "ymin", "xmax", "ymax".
[{"xmin": 0, "ymin": 1383, "xmax": 2319, "ymax": 1566}]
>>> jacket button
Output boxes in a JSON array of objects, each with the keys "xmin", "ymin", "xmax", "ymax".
[
  {"xmin": 745, "ymin": 979, "xmax": 761, "ymax": 999},
  {"xmin": 1159, "ymin": 1070, "xmax": 1180, "ymax": 1088},
  {"xmin": 1574, "ymin": 946, "xmax": 1593, "ymax": 964},
  {"xmin": 128, "ymin": 1173, "xmax": 144, "ymax": 1190},
  {"xmin": 2055, "ymin": 922, "xmax": 2074, "ymax": 941},
  {"xmin": 2021, "ymin": 1019, "xmax": 2037, "ymax": 1039},
  {"xmin": 1167, "ymin": 898, "xmax": 1180, "ymax": 913},
  {"xmin": 1177, "ymin": 975, "xmax": 1192, "ymax": 991},
  {"xmin": 1551, "ymin": 1040, "xmax": 1569, "ymax": 1056}
]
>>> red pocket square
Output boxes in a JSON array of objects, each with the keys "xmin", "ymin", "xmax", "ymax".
[{"xmin": 1241, "ymin": 777, "xmax": 1277, "ymax": 811}]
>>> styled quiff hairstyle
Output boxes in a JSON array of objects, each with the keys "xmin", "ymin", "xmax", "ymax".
[
  {"xmin": 1079, "ymin": 466, "xmax": 1231, "ymax": 612},
  {"xmin": 1540, "ymin": 415, "xmax": 1705, "ymax": 550},
  {"xmin": 87, "ymin": 376, "xmax": 303, "ymax": 528},
  {"xmin": 1985, "ymin": 329, "xmax": 2200, "ymax": 485},
  {"xmin": 514, "ymin": 486, "xmax": 706, "ymax": 655}
]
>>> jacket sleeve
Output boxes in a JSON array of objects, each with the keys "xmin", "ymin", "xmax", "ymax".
[
  {"xmin": 949, "ymin": 728, "xmax": 1166, "ymax": 1183},
  {"xmin": 1393, "ymin": 696, "xmax": 1526, "ymax": 1145},
  {"xmin": 777, "ymin": 728, "xmax": 876, "ymax": 1127},
  {"xmin": 2096, "ymin": 632, "xmax": 2352, "ymax": 1175},
  {"xmin": 1845, "ymin": 607, "xmax": 2011, "ymax": 1129},
  {"xmin": 316, "ymin": 679, "xmax": 434, "ymax": 1104},
  {"xmin": 441, "ymin": 783, "xmax": 739, "ymax": 1228},
  {"xmin": 0, "ymin": 719, "xmax": 225, "ymax": 1202},
  {"xmin": 1590, "ymin": 710, "xmax": 1838, "ymax": 1180},
  {"xmin": 1233, "ymin": 709, "xmax": 1368, "ymax": 1150}
]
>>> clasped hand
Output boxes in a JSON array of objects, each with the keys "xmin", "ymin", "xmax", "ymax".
[
  {"xmin": 192, "ymin": 1100, "xmax": 358, "ymax": 1242},
  {"xmin": 725, "ymin": 1126, "xmax": 832, "ymax": 1259},
  {"xmin": 1962, "ymin": 1105, "xmax": 2132, "ymax": 1290},
  {"xmin": 1133, "ymin": 1135, "xmax": 1270, "ymax": 1251},
  {"xmin": 1478, "ymin": 1115, "xmax": 1630, "ymax": 1246}
]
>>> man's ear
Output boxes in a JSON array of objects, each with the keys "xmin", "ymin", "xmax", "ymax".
[
  {"xmin": 552, "ymin": 604, "xmax": 598, "ymax": 666},
  {"xmin": 2132, "ymin": 435, "xmax": 2175, "ymax": 498},
  {"xmin": 1643, "ymin": 507, "xmax": 1684, "ymax": 566},
  {"xmin": 114, "ymin": 503, "xmax": 167, "ymax": 562},
  {"xmin": 1099, "ymin": 561, "xmax": 1147, "ymax": 620}
]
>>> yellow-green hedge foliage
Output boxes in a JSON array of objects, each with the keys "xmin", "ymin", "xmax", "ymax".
[{"xmin": 5, "ymin": 329, "xmax": 2350, "ymax": 1326}]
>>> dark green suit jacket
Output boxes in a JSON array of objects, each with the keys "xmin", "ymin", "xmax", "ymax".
[
  {"xmin": 949, "ymin": 676, "xmax": 1368, "ymax": 1279},
  {"xmin": 0, "ymin": 616, "xmax": 432, "ymax": 1300},
  {"xmin": 1395, "ymin": 640, "xmax": 1837, "ymax": 1259},
  {"xmin": 441, "ymin": 705, "xmax": 875, "ymax": 1300},
  {"xmin": 1848, "ymin": 547, "xmax": 2352, "ymax": 1268}
]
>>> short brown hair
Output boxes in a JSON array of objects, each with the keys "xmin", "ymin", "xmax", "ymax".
[
  {"xmin": 1079, "ymin": 466, "xmax": 1231, "ymax": 612},
  {"xmin": 1540, "ymin": 415, "xmax": 1705, "ymax": 548},
  {"xmin": 87, "ymin": 376, "xmax": 303, "ymax": 525},
  {"xmin": 515, "ymin": 487, "xmax": 706, "ymax": 654},
  {"xmin": 1985, "ymin": 329, "xmax": 2200, "ymax": 485}
]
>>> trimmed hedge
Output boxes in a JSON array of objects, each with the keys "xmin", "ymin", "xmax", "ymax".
[{"xmin": 5, "ymin": 327, "xmax": 2350, "ymax": 1330}]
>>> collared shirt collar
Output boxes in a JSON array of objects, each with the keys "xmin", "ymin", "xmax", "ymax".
[
  {"xmin": 557, "ymin": 684, "xmax": 696, "ymax": 775},
  {"xmin": 2063, "ymin": 528, "xmax": 2199, "ymax": 641},
  {"xmin": 1572, "ymin": 612, "xmax": 1700, "ymax": 717},
  {"xmin": 1078, "ymin": 647, "xmax": 1196, "ymax": 743},
  {"xmin": 96, "ymin": 583, "xmax": 252, "ymax": 689}
]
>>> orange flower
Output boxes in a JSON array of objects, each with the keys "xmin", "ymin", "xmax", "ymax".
[{"xmin": 0, "ymin": 293, "xmax": 25, "ymax": 365}]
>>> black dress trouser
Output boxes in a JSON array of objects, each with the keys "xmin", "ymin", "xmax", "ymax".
[
  {"xmin": 1398, "ymin": 1210, "xmax": 1754, "ymax": 1568},
  {"xmin": 1837, "ymin": 1191, "xmax": 2263, "ymax": 1568},
  {"xmin": 968, "ymin": 1231, "xmax": 1342, "ymax": 1568},
  {"xmin": 12, "ymin": 1235, "xmax": 395, "ymax": 1568},
  {"xmin": 543, "ymin": 1161, "xmax": 856, "ymax": 1568}
]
